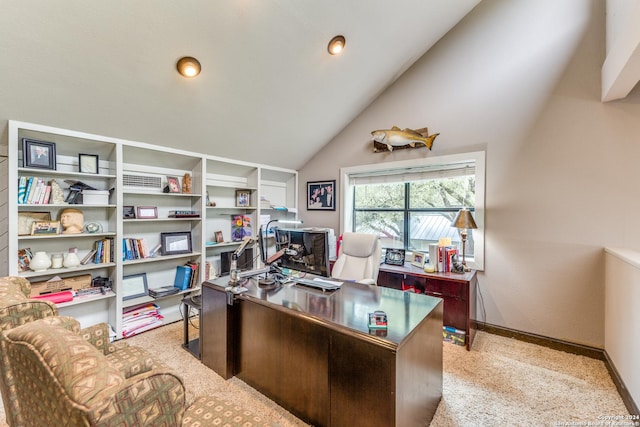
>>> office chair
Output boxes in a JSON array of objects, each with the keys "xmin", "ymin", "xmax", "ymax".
[{"xmin": 331, "ymin": 232, "xmax": 381, "ymax": 285}]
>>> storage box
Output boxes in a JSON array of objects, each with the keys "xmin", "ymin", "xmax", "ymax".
[
  {"xmin": 82, "ymin": 190, "xmax": 109, "ymax": 205},
  {"xmin": 30, "ymin": 274, "xmax": 92, "ymax": 296}
]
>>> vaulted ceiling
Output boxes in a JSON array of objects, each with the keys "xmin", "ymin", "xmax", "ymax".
[{"xmin": 0, "ymin": 1, "xmax": 481, "ymax": 170}]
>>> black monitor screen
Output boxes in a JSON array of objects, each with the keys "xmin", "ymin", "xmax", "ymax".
[
  {"xmin": 274, "ymin": 229, "xmax": 330, "ymax": 277},
  {"xmin": 220, "ymin": 248, "xmax": 254, "ymax": 276}
]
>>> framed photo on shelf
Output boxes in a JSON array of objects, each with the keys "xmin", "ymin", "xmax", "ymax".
[
  {"xmin": 18, "ymin": 211, "xmax": 51, "ymax": 236},
  {"xmin": 236, "ymin": 190, "xmax": 251, "ymax": 207},
  {"xmin": 166, "ymin": 176, "xmax": 181, "ymax": 193},
  {"xmin": 123, "ymin": 206, "xmax": 136, "ymax": 219},
  {"xmin": 410, "ymin": 251, "xmax": 426, "ymax": 268},
  {"xmin": 136, "ymin": 206, "xmax": 158, "ymax": 219},
  {"xmin": 78, "ymin": 153, "xmax": 99, "ymax": 174},
  {"xmin": 122, "ymin": 273, "xmax": 149, "ymax": 300},
  {"xmin": 384, "ymin": 248, "xmax": 406, "ymax": 266},
  {"xmin": 160, "ymin": 231, "xmax": 192, "ymax": 256},
  {"xmin": 307, "ymin": 180, "xmax": 336, "ymax": 211},
  {"xmin": 30, "ymin": 221, "xmax": 61, "ymax": 236},
  {"xmin": 22, "ymin": 138, "xmax": 56, "ymax": 170},
  {"xmin": 215, "ymin": 230, "xmax": 224, "ymax": 243}
]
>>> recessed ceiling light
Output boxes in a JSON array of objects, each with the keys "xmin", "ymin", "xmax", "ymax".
[
  {"xmin": 328, "ymin": 35, "xmax": 346, "ymax": 55},
  {"xmin": 177, "ymin": 56, "xmax": 201, "ymax": 78}
]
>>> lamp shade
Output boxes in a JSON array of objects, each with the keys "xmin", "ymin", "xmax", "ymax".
[{"xmin": 452, "ymin": 208, "xmax": 477, "ymax": 230}]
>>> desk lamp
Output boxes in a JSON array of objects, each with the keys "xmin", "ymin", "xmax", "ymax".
[
  {"xmin": 258, "ymin": 219, "xmax": 303, "ymax": 287},
  {"xmin": 451, "ymin": 208, "xmax": 477, "ymax": 272}
]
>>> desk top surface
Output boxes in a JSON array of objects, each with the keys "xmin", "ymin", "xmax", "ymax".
[{"xmin": 205, "ymin": 276, "xmax": 442, "ymax": 345}]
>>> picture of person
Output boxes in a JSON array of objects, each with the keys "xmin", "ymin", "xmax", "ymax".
[
  {"xmin": 307, "ymin": 180, "xmax": 336, "ymax": 211},
  {"xmin": 30, "ymin": 145, "xmax": 50, "ymax": 166},
  {"xmin": 167, "ymin": 177, "xmax": 180, "ymax": 193}
]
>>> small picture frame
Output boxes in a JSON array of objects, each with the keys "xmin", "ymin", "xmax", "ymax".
[
  {"xmin": 136, "ymin": 206, "xmax": 158, "ymax": 219},
  {"xmin": 18, "ymin": 211, "xmax": 51, "ymax": 236},
  {"xmin": 78, "ymin": 153, "xmax": 99, "ymax": 174},
  {"xmin": 160, "ymin": 231, "xmax": 192, "ymax": 256},
  {"xmin": 236, "ymin": 190, "xmax": 251, "ymax": 207},
  {"xmin": 166, "ymin": 176, "xmax": 181, "ymax": 193},
  {"xmin": 384, "ymin": 248, "xmax": 406, "ymax": 266},
  {"xmin": 215, "ymin": 230, "xmax": 224, "ymax": 243},
  {"xmin": 410, "ymin": 251, "xmax": 426, "ymax": 268},
  {"xmin": 22, "ymin": 138, "xmax": 56, "ymax": 170},
  {"xmin": 307, "ymin": 180, "xmax": 336, "ymax": 211},
  {"xmin": 30, "ymin": 220, "xmax": 61, "ymax": 236},
  {"xmin": 122, "ymin": 273, "xmax": 149, "ymax": 300},
  {"xmin": 123, "ymin": 206, "xmax": 136, "ymax": 219}
]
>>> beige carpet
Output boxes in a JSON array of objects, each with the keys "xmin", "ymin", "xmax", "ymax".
[{"xmin": 0, "ymin": 319, "xmax": 630, "ymax": 426}]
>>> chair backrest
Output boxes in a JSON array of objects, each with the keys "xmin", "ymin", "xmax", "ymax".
[{"xmin": 331, "ymin": 232, "xmax": 381, "ymax": 284}]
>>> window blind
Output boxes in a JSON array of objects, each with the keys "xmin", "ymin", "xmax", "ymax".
[{"xmin": 349, "ymin": 161, "xmax": 475, "ymax": 185}]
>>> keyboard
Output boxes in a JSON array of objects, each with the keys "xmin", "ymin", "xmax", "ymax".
[{"xmin": 293, "ymin": 277, "xmax": 343, "ymax": 291}]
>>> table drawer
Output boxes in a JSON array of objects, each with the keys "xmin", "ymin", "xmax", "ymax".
[{"xmin": 425, "ymin": 279, "xmax": 466, "ymax": 299}]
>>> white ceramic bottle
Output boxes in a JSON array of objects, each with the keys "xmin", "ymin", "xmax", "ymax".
[{"xmin": 30, "ymin": 251, "xmax": 52, "ymax": 271}]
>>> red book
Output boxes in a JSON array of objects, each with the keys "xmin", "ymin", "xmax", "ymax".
[{"xmin": 32, "ymin": 291, "xmax": 74, "ymax": 304}]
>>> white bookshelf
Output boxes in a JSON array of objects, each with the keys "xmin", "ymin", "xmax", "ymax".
[{"xmin": 6, "ymin": 120, "xmax": 298, "ymax": 338}]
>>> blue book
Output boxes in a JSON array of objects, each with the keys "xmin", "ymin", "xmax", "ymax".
[
  {"xmin": 17, "ymin": 176, "xmax": 27, "ymax": 204},
  {"xmin": 174, "ymin": 265, "xmax": 192, "ymax": 290}
]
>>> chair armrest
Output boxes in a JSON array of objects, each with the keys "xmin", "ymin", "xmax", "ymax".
[{"xmin": 90, "ymin": 371, "xmax": 187, "ymax": 426}]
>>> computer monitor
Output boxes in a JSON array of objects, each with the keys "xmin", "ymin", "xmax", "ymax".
[
  {"xmin": 274, "ymin": 228, "xmax": 331, "ymax": 277},
  {"xmin": 220, "ymin": 248, "xmax": 254, "ymax": 276}
]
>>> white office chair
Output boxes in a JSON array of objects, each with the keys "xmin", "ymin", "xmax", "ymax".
[{"xmin": 331, "ymin": 232, "xmax": 382, "ymax": 285}]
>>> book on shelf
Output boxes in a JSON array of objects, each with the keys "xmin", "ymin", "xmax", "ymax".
[
  {"xmin": 148, "ymin": 243, "xmax": 162, "ymax": 258},
  {"xmin": 122, "ymin": 238, "xmax": 149, "ymax": 260},
  {"xmin": 148, "ymin": 286, "xmax": 180, "ymax": 298},
  {"xmin": 17, "ymin": 176, "xmax": 27, "ymax": 204},
  {"xmin": 81, "ymin": 249, "xmax": 97, "ymax": 265},
  {"xmin": 168, "ymin": 210, "xmax": 200, "ymax": 218},
  {"xmin": 185, "ymin": 261, "xmax": 199, "ymax": 288},
  {"xmin": 174, "ymin": 265, "xmax": 192, "ymax": 290}
]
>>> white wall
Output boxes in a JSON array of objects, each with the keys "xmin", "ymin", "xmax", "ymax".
[
  {"xmin": 604, "ymin": 248, "xmax": 640, "ymax": 407},
  {"xmin": 299, "ymin": 0, "xmax": 640, "ymax": 347},
  {"xmin": 0, "ymin": 146, "xmax": 7, "ymax": 276}
]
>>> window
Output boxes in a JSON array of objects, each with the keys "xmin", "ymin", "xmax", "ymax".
[{"xmin": 340, "ymin": 152, "xmax": 484, "ymax": 270}]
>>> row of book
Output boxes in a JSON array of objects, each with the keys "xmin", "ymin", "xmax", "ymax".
[
  {"xmin": 122, "ymin": 238, "xmax": 161, "ymax": 260},
  {"xmin": 90, "ymin": 237, "xmax": 115, "ymax": 264},
  {"xmin": 18, "ymin": 176, "xmax": 54, "ymax": 205},
  {"xmin": 429, "ymin": 244, "xmax": 460, "ymax": 273},
  {"xmin": 122, "ymin": 303, "xmax": 163, "ymax": 338}
]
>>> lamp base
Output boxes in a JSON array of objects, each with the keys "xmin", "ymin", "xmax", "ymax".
[{"xmin": 258, "ymin": 277, "xmax": 278, "ymax": 289}]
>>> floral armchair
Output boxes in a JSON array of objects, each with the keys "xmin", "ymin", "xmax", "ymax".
[{"xmin": 3, "ymin": 317, "xmax": 270, "ymax": 426}]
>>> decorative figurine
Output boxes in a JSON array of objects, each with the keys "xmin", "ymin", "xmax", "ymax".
[
  {"xmin": 60, "ymin": 208, "xmax": 84, "ymax": 234},
  {"xmin": 182, "ymin": 173, "xmax": 192, "ymax": 194},
  {"xmin": 50, "ymin": 179, "xmax": 67, "ymax": 204}
]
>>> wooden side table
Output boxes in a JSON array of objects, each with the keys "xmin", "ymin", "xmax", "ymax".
[{"xmin": 377, "ymin": 263, "xmax": 477, "ymax": 350}]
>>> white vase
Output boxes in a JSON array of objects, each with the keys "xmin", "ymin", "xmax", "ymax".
[
  {"xmin": 30, "ymin": 251, "xmax": 52, "ymax": 272},
  {"xmin": 63, "ymin": 252, "xmax": 81, "ymax": 268}
]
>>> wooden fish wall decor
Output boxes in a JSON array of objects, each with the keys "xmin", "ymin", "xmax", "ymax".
[{"xmin": 371, "ymin": 126, "xmax": 439, "ymax": 153}]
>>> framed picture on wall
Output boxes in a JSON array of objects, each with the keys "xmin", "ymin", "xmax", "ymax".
[{"xmin": 307, "ymin": 180, "xmax": 336, "ymax": 211}]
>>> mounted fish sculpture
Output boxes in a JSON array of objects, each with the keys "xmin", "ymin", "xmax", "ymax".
[{"xmin": 371, "ymin": 126, "xmax": 439, "ymax": 152}]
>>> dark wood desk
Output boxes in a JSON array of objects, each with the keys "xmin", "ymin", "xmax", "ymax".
[
  {"xmin": 376, "ymin": 264, "xmax": 477, "ymax": 350},
  {"xmin": 201, "ymin": 278, "xmax": 443, "ymax": 427}
]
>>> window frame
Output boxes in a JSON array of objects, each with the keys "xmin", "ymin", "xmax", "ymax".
[{"xmin": 340, "ymin": 151, "xmax": 485, "ymax": 271}]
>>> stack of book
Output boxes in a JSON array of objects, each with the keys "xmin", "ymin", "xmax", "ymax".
[
  {"xmin": 122, "ymin": 303, "xmax": 163, "ymax": 338},
  {"xmin": 148, "ymin": 286, "xmax": 180, "ymax": 298},
  {"xmin": 168, "ymin": 210, "xmax": 200, "ymax": 218}
]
